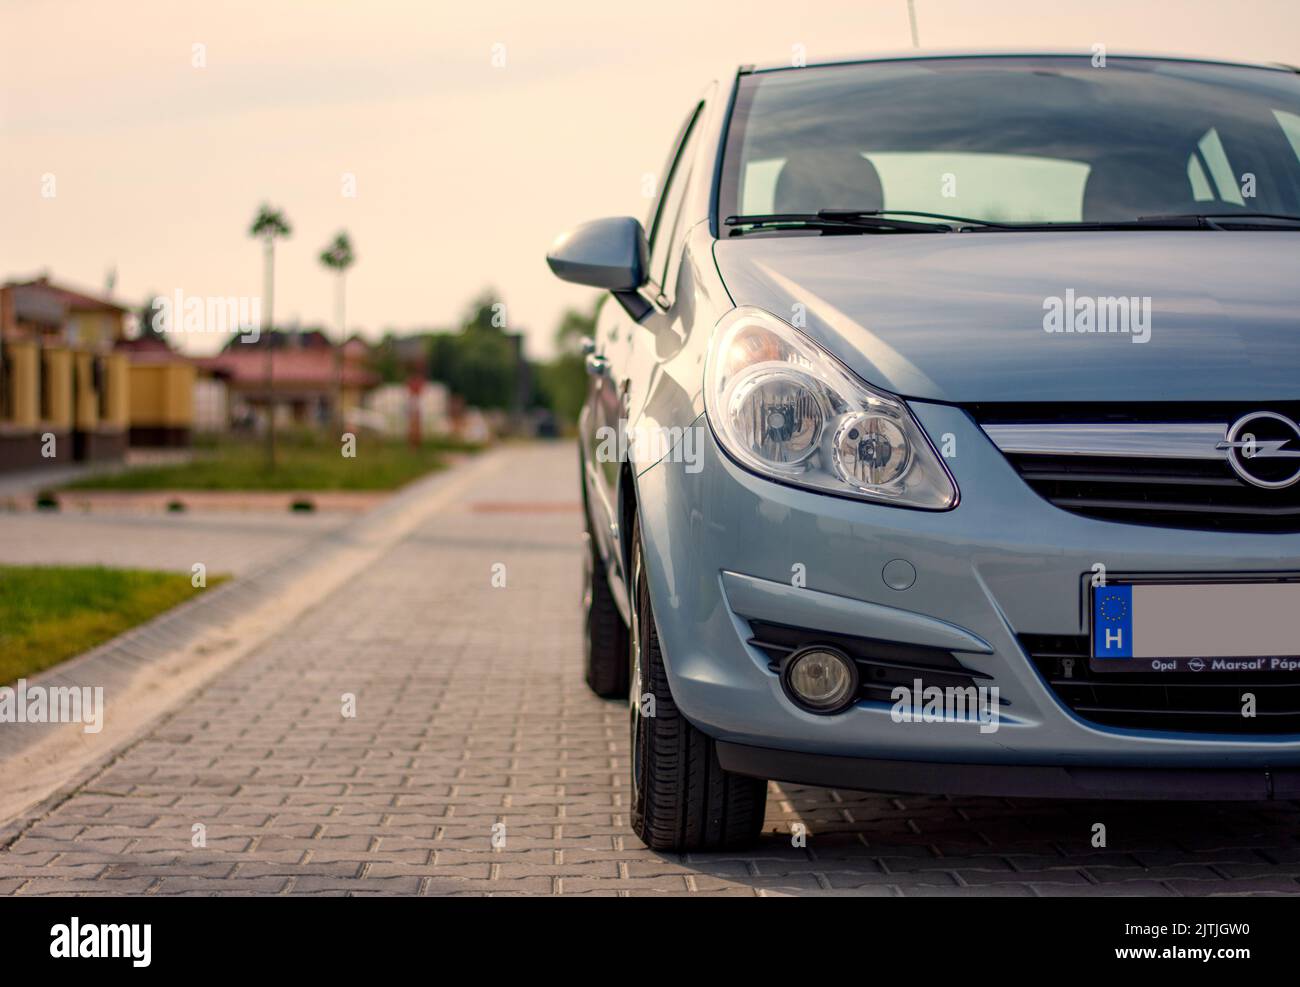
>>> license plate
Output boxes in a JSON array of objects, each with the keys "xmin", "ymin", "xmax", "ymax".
[{"xmin": 1091, "ymin": 580, "xmax": 1300, "ymax": 674}]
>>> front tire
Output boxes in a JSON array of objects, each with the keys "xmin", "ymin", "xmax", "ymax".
[{"xmin": 628, "ymin": 519, "xmax": 767, "ymax": 851}]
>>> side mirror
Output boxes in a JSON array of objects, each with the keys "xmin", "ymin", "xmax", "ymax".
[{"xmin": 546, "ymin": 217, "xmax": 648, "ymax": 290}]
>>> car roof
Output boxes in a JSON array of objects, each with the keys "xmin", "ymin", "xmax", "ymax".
[{"xmin": 741, "ymin": 49, "xmax": 1299, "ymax": 76}]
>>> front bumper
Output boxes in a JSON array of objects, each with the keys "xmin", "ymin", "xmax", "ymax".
[
  {"xmin": 717, "ymin": 742, "xmax": 1300, "ymax": 800},
  {"xmin": 634, "ymin": 402, "xmax": 1300, "ymax": 775}
]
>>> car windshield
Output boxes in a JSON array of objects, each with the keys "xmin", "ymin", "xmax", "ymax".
[{"xmin": 718, "ymin": 56, "xmax": 1300, "ymax": 229}]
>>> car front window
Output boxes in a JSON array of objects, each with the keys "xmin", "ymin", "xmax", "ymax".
[{"xmin": 719, "ymin": 56, "xmax": 1300, "ymax": 228}]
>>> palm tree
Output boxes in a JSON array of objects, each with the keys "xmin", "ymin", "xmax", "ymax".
[
  {"xmin": 248, "ymin": 204, "xmax": 292, "ymax": 467},
  {"xmin": 318, "ymin": 231, "xmax": 355, "ymax": 431}
]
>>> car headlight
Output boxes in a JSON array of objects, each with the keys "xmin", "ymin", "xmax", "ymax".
[{"xmin": 704, "ymin": 307, "xmax": 957, "ymax": 509}]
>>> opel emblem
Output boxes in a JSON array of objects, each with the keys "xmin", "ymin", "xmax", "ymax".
[{"xmin": 1217, "ymin": 412, "xmax": 1300, "ymax": 489}]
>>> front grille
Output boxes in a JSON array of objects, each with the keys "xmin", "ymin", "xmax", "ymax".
[
  {"xmin": 746, "ymin": 619, "xmax": 999, "ymax": 706},
  {"xmin": 972, "ymin": 402, "xmax": 1300, "ymax": 533},
  {"xmin": 1022, "ymin": 633, "xmax": 1300, "ymax": 734},
  {"xmin": 1006, "ymin": 452, "xmax": 1300, "ymax": 532}
]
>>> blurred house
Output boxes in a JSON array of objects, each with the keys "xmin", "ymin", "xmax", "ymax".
[
  {"xmin": 363, "ymin": 380, "xmax": 450, "ymax": 437},
  {"xmin": 192, "ymin": 369, "xmax": 231, "ymax": 433},
  {"xmin": 196, "ymin": 329, "xmax": 379, "ymax": 429},
  {"xmin": 0, "ymin": 276, "xmax": 131, "ymax": 471}
]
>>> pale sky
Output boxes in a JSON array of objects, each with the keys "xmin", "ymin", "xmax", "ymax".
[{"xmin": 3, "ymin": 0, "xmax": 1298, "ymax": 357}]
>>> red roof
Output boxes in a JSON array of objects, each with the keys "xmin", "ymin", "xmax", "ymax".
[
  {"xmin": 196, "ymin": 348, "xmax": 379, "ymax": 388},
  {"xmin": 116, "ymin": 336, "xmax": 191, "ymax": 365},
  {"xmin": 5, "ymin": 277, "xmax": 129, "ymax": 314}
]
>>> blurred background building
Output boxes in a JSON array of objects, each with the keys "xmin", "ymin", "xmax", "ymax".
[
  {"xmin": 195, "ymin": 328, "xmax": 380, "ymax": 431},
  {"xmin": 0, "ymin": 276, "xmax": 132, "ymax": 471}
]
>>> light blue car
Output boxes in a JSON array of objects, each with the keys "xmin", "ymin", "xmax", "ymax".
[{"xmin": 547, "ymin": 52, "xmax": 1300, "ymax": 850}]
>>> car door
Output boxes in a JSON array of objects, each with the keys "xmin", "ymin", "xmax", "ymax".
[
  {"xmin": 583, "ymin": 100, "xmax": 704, "ymax": 580},
  {"xmin": 581, "ymin": 295, "xmax": 623, "ymax": 569}
]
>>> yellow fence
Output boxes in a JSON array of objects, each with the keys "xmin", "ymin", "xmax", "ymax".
[
  {"xmin": 128, "ymin": 363, "xmax": 196, "ymax": 428},
  {"xmin": 0, "ymin": 342, "xmax": 135, "ymax": 469}
]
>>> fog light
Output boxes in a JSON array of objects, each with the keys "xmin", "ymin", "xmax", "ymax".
[{"xmin": 781, "ymin": 647, "xmax": 858, "ymax": 714}]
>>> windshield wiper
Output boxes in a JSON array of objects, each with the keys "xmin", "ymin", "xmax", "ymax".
[
  {"xmin": 852, "ymin": 210, "xmax": 1300, "ymax": 231},
  {"xmin": 824, "ymin": 211, "xmax": 1283, "ymax": 232},
  {"xmin": 961, "ymin": 214, "xmax": 1300, "ymax": 232},
  {"xmin": 1139, "ymin": 212, "xmax": 1300, "ymax": 229},
  {"xmin": 932, "ymin": 216, "xmax": 1212, "ymax": 232},
  {"xmin": 727, "ymin": 210, "xmax": 1300, "ymax": 237},
  {"xmin": 820, "ymin": 209, "xmax": 1007, "ymax": 229},
  {"xmin": 725, "ymin": 212, "xmax": 951, "ymax": 235}
]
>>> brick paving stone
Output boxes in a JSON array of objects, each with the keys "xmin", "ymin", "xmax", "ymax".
[{"xmin": 3, "ymin": 443, "xmax": 1300, "ymax": 895}]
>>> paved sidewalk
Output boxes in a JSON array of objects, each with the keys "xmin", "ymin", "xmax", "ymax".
[
  {"xmin": 3, "ymin": 442, "xmax": 1300, "ymax": 895},
  {"xmin": 0, "ymin": 510, "xmax": 350, "ymax": 576}
]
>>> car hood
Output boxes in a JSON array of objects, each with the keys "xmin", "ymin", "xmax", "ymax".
[{"xmin": 713, "ymin": 232, "xmax": 1300, "ymax": 404}]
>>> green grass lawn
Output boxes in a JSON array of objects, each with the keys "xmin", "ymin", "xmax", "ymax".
[
  {"xmin": 62, "ymin": 431, "xmax": 481, "ymax": 492},
  {"xmin": 0, "ymin": 565, "xmax": 225, "ymax": 684}
]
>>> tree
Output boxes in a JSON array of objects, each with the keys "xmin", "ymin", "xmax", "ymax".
[
  {"xmin": 555, "ymin": 296, "xmax": 604, "ymax": 356},
  {"xmin": 427, "ymin": 328, "xmax": 516, "ymax": 410},
  {"xmin": 536, "ymin": 297, "xmax": 603, "ymax": 427},
  {"xmin": 248, "ymin": 204, "xmax": 292, "ymax": 467},
  {"xmin": 138, "ymin": 293, "xmax": 167, "ymax": 340},
  {"xmin": 425, "ymin": 289, "xmax": 521, "ymax": 411},
  {"xmin": 372, "ymin": 333, "xmax": 403, "ymax": 384},
  {"xmin": 318, "ymin": 231, "xmax": 356, "ymax": 429},
  {"xmin": 462, "ymin": 289, "xmax": 505, "ymax": 334}
]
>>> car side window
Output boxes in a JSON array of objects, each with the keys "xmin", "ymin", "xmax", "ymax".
[{"xmin": 646, "ymin": 102, "xmax": 704, "ymax": 298}]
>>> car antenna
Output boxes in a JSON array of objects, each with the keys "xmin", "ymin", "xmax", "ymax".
[{"xmin": 907, "ymin": 0, "xmax": 920, "ymax": 48}]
